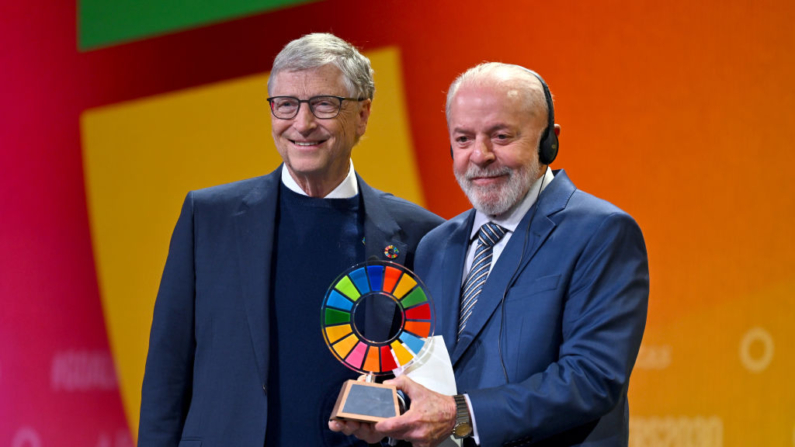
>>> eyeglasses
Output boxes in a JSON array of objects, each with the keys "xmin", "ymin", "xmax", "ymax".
[{"xmin": 266, "ymin": 95, "xmax": 366, "ymax": 119}]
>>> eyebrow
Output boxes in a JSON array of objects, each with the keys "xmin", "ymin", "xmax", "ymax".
[{"xmin": 452, "ymin": 124, "xmax": 513, "ymax": 134}]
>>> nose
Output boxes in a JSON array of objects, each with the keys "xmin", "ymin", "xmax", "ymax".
[
  {"xmin": 470, "ymin": 138, "xmax": 495, "ymax": 166},
  {"xmin": 292, "ymin": 103, "xmax": 317, "ymax": 133}
]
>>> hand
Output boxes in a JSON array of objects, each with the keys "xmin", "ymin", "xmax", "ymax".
[
  {"xmin": 374, "ymin": 375, "xmax": 457, "ymax": 447},
  {"xmin": 328, "ymin": 419, "xmax": 384, "ymax": 444}
]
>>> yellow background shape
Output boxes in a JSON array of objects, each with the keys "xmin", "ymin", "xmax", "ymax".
[{"xmin": 81, "ymin": 47, "xmax": 424, "ymax": 437}]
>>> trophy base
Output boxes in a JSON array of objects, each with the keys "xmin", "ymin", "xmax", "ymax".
[{"xmin": 330, "ymin": 379, "xmax": 400, "ymax": 423}]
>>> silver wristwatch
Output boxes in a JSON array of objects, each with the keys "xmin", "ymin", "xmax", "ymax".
[{"xmin": 452, "ymin": 394, "xmax": 473, "ymax": 438}]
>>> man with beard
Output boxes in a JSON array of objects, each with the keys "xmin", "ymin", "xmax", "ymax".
[{"xmin": 331, "ymin": 63, "xmax": 649, "ymax": 446}]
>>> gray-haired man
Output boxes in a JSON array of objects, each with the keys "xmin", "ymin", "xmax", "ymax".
[{"xmin": 138, "ymin": 33, "xmax": 442, "ymax": 447}]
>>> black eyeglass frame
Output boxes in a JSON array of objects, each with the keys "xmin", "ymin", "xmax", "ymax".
[{"xmin": 266, "ymin": 95, "xmax": 367, "ymax": 120}]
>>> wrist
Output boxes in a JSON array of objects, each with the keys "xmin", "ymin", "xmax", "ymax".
[
  {"xmin": 452, "ymin": 394, "xmax": 473, "ymax": 438},
  {"xmin": 447, "ymin": 396, "xmax": 457, "ymax": 432}
]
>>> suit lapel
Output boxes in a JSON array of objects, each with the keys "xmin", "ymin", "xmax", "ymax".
[
  {"xmin": 233, "ymin": 168, "xmax": 280, "ymax": 387},
  {"xmin": 506, "ymin": 170, "xmax": 575, "ymax": 288},
  {"xmin": 451, "ymin": 170, "xmax": 576, "ymax": 365},
  {"xmin": 358, "ymin": 175, "xmax": 409, "ymax": 265},
  {"xmin": 439, "ymin": 212, "xmax": 475, "ymax": 357}
]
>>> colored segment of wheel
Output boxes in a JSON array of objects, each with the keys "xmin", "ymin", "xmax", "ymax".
[{"xmin": 322, "ymin": 261, "xmax": 435, "ymax": 375}]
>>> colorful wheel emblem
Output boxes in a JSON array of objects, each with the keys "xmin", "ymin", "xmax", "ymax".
[
  {"xmin": 384, "ymin": 245, "xmax": 399, "ymax": 259},
  {"xmin": 321, "ymin": 261, "xmax": 435, "ymax": 375}
]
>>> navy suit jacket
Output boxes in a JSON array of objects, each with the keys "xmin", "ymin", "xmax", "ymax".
[
  {"xmin": 414, "ymin": 171, "xmax": 649, "ymax": 447},
  {"xmin": 138, "ymin": 166, "xmax": 443, "ymax": 447}
]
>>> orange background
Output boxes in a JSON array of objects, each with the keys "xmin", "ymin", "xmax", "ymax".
[{"xmin": 1, "ymin": 1, "xmax": 794, "ymax": 446}]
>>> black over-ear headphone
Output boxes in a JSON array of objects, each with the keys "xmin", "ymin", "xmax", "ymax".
[
  {"xmin": 448, "ymin": 66, "xmax": 559, "ymax": 165},
  {"xmin": 529, "ymin": 70, "xmax": 559, "ymax": 165}
]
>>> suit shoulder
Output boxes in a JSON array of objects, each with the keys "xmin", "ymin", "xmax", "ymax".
[
  {"xmin": 191, "ymin": 175, "xmax": 265, "ymax": 200},
  {"xmin": 420, "ymin": 210, "xmax": 470, "ymax": 245},
  {"xmin": 566, "ymin": 189, "xmax": 637, "ymax": 222},
  {"xmin": 187, "ymin": 174, "xmax": 274, "ymax": 208},
  {"xmin": 560, "ymin": 189, "xmax": 645, "ymax": 244},
  {"xmin": 377, "ymin": 193, "xmax": 444, "ymax": 227}
]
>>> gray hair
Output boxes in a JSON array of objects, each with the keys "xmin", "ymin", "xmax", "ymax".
[
  {"xmin": 267, "ymin": 33, "xmax": 375, "ymax": 100},
  {"xmin": 445, "ymin": 62, "xmax": 549, "ymax": 123}
]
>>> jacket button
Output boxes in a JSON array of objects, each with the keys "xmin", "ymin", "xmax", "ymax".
[{"xmin": 262, "ymin": 384, "xmax": 267, "ymax": 392}]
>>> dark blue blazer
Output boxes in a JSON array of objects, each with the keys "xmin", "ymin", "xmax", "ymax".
[
  {"xmin": 414, "ymin": 171, "xmax": 649, "ymax": 447},
  {"xmin": 138, "ymin": 166, "xmax": 443, "ymax": 447}
]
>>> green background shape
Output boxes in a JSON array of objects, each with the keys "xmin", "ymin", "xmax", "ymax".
[{"xmin": 79, "ymin": 0, "xmax": 317, "ymax": 50}]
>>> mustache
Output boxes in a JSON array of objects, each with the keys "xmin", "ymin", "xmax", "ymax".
[{"xmin": 461, "ymin": 165, "xmax": 512, "ymax": 180}]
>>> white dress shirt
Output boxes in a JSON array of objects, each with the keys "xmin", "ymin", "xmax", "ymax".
[{"xmin": 281, "ymin": 159, "xmax": 359, "ymax": 199}]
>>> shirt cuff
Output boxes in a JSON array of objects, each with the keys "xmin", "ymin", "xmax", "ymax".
[{"xmin": 463, "ymin": 394, "xmax": 480, "ymax": 445}]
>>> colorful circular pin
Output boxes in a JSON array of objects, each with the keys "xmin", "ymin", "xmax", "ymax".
[{"xmin": 384, "ymin": 245, "xmax": 399, "ymax": 259}]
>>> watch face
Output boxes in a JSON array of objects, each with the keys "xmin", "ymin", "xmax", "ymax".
[{"xmin": 453, "ymin": 423, "xmax": 472, "ymax": 438}]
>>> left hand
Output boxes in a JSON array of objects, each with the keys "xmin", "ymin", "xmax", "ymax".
[
  {"xmin": 328, "ymin": 375, "xmax": 386, "ymax": 443},
  {"xmin": 374, "ymin": 375, "xmax": 457, "ymax": 447},
  {"xmin": 328, "ymin": 418, "xmax": 383, "ymax": 444}
]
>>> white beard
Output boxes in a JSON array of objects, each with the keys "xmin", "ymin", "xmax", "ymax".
[{"xmin": 455, "ymin": 159, "xmax": 538, "ymax": 216}]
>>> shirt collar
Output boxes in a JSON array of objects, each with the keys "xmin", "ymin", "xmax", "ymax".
[
  {"xmin": 470, "ymin": 167, "xmax": 555, "ymax": 240},
  {"xmin": 280, "ymin": 159, "xmax": 359, "ymax": 198}
]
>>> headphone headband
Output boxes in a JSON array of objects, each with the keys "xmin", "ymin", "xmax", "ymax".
[{"xmin": 518, "ymin": 68, "xmax": 558, "ymax": 165}]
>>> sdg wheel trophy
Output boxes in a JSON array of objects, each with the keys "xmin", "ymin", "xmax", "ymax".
[{"xmin": 322, "ymin": 260, "xmax": 435, "ymax": 423}]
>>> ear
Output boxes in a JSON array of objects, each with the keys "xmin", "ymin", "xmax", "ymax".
[
  {"xmin": 356, "ymin": 99, "xmax": 372, "ymax": 136},
  {"xmin": 553, "ymin": 123, "xmax": 561, "ymax": 136}
]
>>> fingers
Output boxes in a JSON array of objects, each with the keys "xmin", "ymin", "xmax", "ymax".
[
  {"xmin": 328, "ymin": 419, "xmax": 357, "ymax": 436},
  {"xmin": 331, "ymin": 377, "xmax": 451, "ymax": 447},
  {"xmin": 375, "ymin": 414, "xmax": 443, "ymax": 447},
  {"xmin": 374, "ymin": 378, "xmax": 457, "ymax": 447},
  {"xmin": 330, "ymin": 419, "xmax": 362, "ymax": 436},
  {"xmin": 384, "ymin": 375, "xmax": 417, "ymax": 395},
  {"xmin": 328, "ymin": 419, "xmax": 384, "ymax": 444}
]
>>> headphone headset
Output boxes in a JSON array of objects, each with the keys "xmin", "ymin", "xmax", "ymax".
[
  {"xmin": 531, "ymin": 70, "xmax": 559, "ymax": 165},
  {"xmin": 449, "ymin": 67, "xmax": 559, "ymax": 165}
]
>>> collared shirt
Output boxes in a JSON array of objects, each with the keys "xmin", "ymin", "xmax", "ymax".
[
  {"xmin": 462, "ymin": 167, "xmax": 555, "ymax": 446},
  {"xmin": 281, "ymin": 159, "xmax": 359, "ymax": 199},
  {"xmin": 462, "ymin": 167, "xmax": 555, "ymax": 284}
]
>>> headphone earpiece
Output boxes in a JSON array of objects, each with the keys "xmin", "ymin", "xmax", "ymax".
[
  {"xmin": 531, "ymin": 70, "xmax": 558, "ymax": 165},
  {"xmin": 538, "ymin": 125, "xmax": 558, "ymax": 165}
]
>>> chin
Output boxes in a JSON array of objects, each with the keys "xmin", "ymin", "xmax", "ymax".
[
  {"xmin": 468, "ymin": 191, "xmax": 511, "ymax": 216},
  {"xmin": 459, "ymin": 165, "xmax": 535, "ymax": 216}
]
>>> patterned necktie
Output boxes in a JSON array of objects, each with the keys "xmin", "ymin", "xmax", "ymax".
[{"xmin": 459, "ymin": 222, "xmax": 507, "ymax": 339}]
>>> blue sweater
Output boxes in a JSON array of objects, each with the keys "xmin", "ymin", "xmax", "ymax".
[{"xmin": 265, "ymin": 184, "xmax": 369, "ymax": 447}]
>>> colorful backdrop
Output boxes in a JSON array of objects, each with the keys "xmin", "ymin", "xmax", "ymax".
[{"xmin": 1, "ymin": 0, "xmax": 794, "ymax": 446}]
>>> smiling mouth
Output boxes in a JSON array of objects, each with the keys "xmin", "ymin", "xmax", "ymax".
[
  {"xmin": 290, "ymin": 139, "xmax": 327, "ymax": 147},
  {"xmin": 470, "ymin": 174, "xmax": 507, "ymax": 182},
  {"xmin": 466, "ymin": 166, "xmax": 512, "ymax": 183}
]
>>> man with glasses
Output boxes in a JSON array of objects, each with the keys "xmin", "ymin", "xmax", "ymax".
[{"xmin": 138, "ymin": 33, "xmax": 442, "ymax": 447}]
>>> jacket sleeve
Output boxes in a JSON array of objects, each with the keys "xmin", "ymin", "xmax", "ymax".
[
  {"xmin": 138, "ymin": 193, "xmax": 197, "ymax": 446},
  {"xmin": 467, "ymin": 212, "xmax": 650, "ymax": 447}
]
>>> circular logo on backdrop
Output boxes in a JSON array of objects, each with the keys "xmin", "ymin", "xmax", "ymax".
[{"xmin": 739, "ymin": 326, "xmax": 774, "ymax": 373}]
